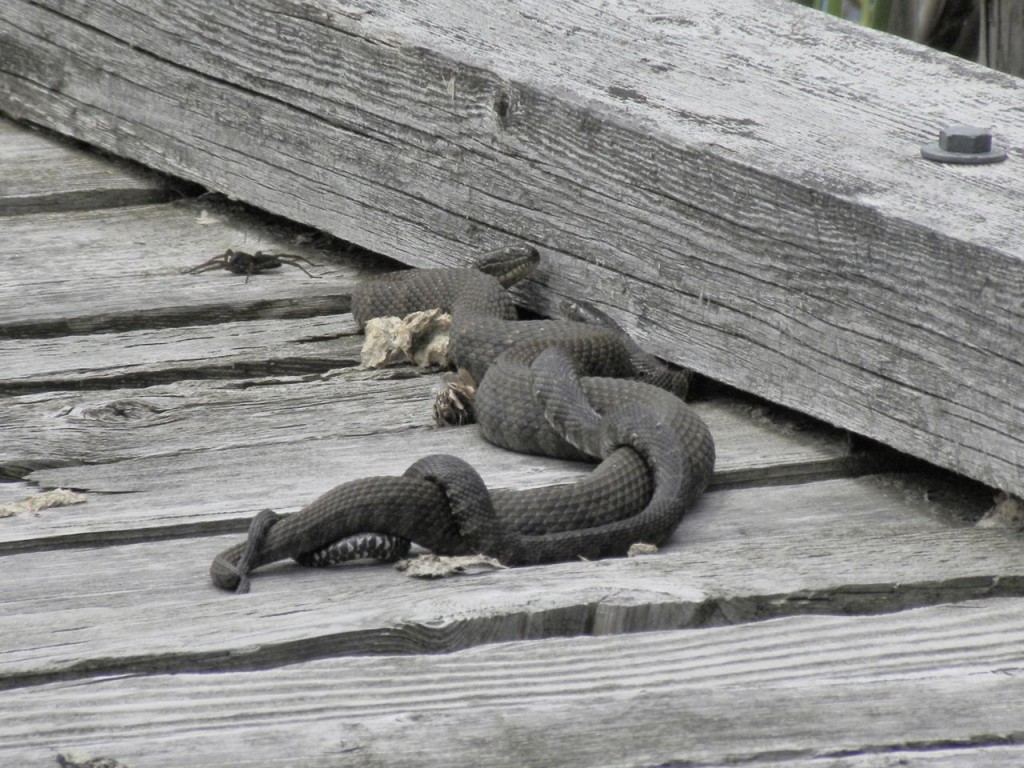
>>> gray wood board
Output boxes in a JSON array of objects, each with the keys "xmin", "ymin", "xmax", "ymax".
[
  {"xmin": 0, "ymin": 201, "xmax": 386, "ymax": 336},
  {"xmin": 0, "ymin": 116, "xmax": 172, "ymax": 214},
  {"xmin": 2, "ymin": 598, "xmax": 1022, "ymax": 766},
  {"xmin": 0, "ymin": 369, "xmax": 862, "ymax": 548},
  {"xmin": 0, "ymin": 473, "xmax": 1010, "ymax": 686},
  {"xmin": 1, "ymin": 0, "xmax": 1021, "ymax": 495},
  {"xmin": 0, "ymin": 313, "xmax": 364, "ymax": 392}
]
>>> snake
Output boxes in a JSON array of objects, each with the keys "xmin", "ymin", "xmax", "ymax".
[{"xmin": 210, "ymin": 246, "xmax": 715, "ymax": 592}]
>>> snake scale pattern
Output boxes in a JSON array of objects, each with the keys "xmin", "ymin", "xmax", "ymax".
[{"xmin": 210, "ymin": 246, "xmax": 715, "ymax": 592}]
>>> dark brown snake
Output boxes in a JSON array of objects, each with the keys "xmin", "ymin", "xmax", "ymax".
[{"xmin": 210, "ymin": 246, "xmax": 715, "ymax": 592}]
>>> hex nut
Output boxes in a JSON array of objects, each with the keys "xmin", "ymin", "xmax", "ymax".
[
  {"xmin": 922, "ymin": 124, "xmax": 1007, "ymax": 165},
  {"xmin": 939, "ymin": 125, "xmax": 992, "ymax": 154}
]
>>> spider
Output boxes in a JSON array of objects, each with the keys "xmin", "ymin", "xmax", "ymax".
[{"xmin": 183, "ymin": 249, "xmax": 322, "ymax": 283}]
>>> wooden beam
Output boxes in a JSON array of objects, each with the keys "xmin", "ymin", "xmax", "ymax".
[{"xmin": 1, "ymin": 0, "xmax": 1021, "ymax": 495}]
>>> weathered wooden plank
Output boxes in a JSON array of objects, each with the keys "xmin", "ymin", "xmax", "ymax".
[
  {"xmin": 0, "ymin": 390, "xmax": 867, "ymax": 548},
  {"xmin": 0, "ymin": 0, "xmax": 1020, "ymax": 495},
  {"xmin": 0, "ymin": 117, "xmax": 172, "ymax": 214},
  {"xmin": 0, "ymin": 201, "xmax": 384, "ymax": 336},
  {"xmin": 0, "ymin": 365, "xmax": 852, "ymax": 474},
  {"xmin": 1, "ymin": 599, "xmax": 1022, "ymax": 766},
  {"xmin": 0, "ymin": 313, "xmax": 364, "ymax": 393},
  {"xmin": 0, "ymin": 473, "xmax": 1008, "ymax": 685}
]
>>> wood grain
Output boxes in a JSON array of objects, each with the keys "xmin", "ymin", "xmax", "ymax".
[
  {"xmin": 0, "ymin": 117, "xmax": 172, "ymax": 214},
  {"xmin": 1, "ymin": 599, "xmax": 1022, "ymax": 766},
  {"xmin": 986, "ymin": 0, "xmax": 1024, "ymax": 77},
  {"xmin": 0, "ymin": 0, "xmax": 1021, "ymax": 494}
]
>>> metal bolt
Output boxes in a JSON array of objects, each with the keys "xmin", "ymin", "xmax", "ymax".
[{"xmin": 921, "ymin": 124, "xmax": 1007, "ymax": 165}]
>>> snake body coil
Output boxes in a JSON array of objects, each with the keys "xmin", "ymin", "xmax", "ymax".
[{"xmin": 211, "ymin": 246, "xmax": 715, "ymax": 592}]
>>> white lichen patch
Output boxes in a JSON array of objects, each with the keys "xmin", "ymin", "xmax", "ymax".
[
  {"xmin": 396, "ymin": 553, "xmax": 505, "ymax": 578},
  {"xmin": 0, "ymin": 488, "xmax": 87, "ymax": 518},
  {"xmin": 627, "ymin": 542, "xmax": 659, "ymax": 557},
  {"xmin": 361, "ymin": 308, "xmax": 452, "ymax": 369}
]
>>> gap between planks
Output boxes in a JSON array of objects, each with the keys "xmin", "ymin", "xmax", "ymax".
[{"xmin": 1, "ymin": 599, "xmax": 1023, "ymax": 767}]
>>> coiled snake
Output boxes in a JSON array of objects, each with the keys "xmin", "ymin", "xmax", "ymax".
[{"xmin": 210, "ymin": 246, "xmax": 715, "ymax": 592}]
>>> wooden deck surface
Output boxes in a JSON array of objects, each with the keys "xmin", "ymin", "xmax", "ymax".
[
  {"xmin": 2, "ymin": 0, "xmax": 1022, "ymax": 499},
  {"xmin": 2, "ymin": 118, "xmax": 1023, "ymax": 767}
]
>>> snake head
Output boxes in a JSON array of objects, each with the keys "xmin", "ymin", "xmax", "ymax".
[{"xmin": 474, "ymin": 245, "xmax": 540, "ymax": 288}]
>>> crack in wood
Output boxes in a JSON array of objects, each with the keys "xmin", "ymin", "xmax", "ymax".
[
  {"xmin": 0, "ymin": 518, "xmax": 248, "ymax": 556},
  {"xmin": 667, "ymin": 734, "xmax": 1024, "ymax": 767},
  {"xmin": 818, "ymin": 732, "xmax": 1024, "ymax": 759},
  {"xmin": 0, "ymin": 299, "xmax": 353, "ymax": 340},
  {"xmin": 0, "ymin": 357, "xmax": 360, "ymax": 397},
  {"xmin": 3, "ymin": 575, "xmax": 1021, "ymax": 692}
]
